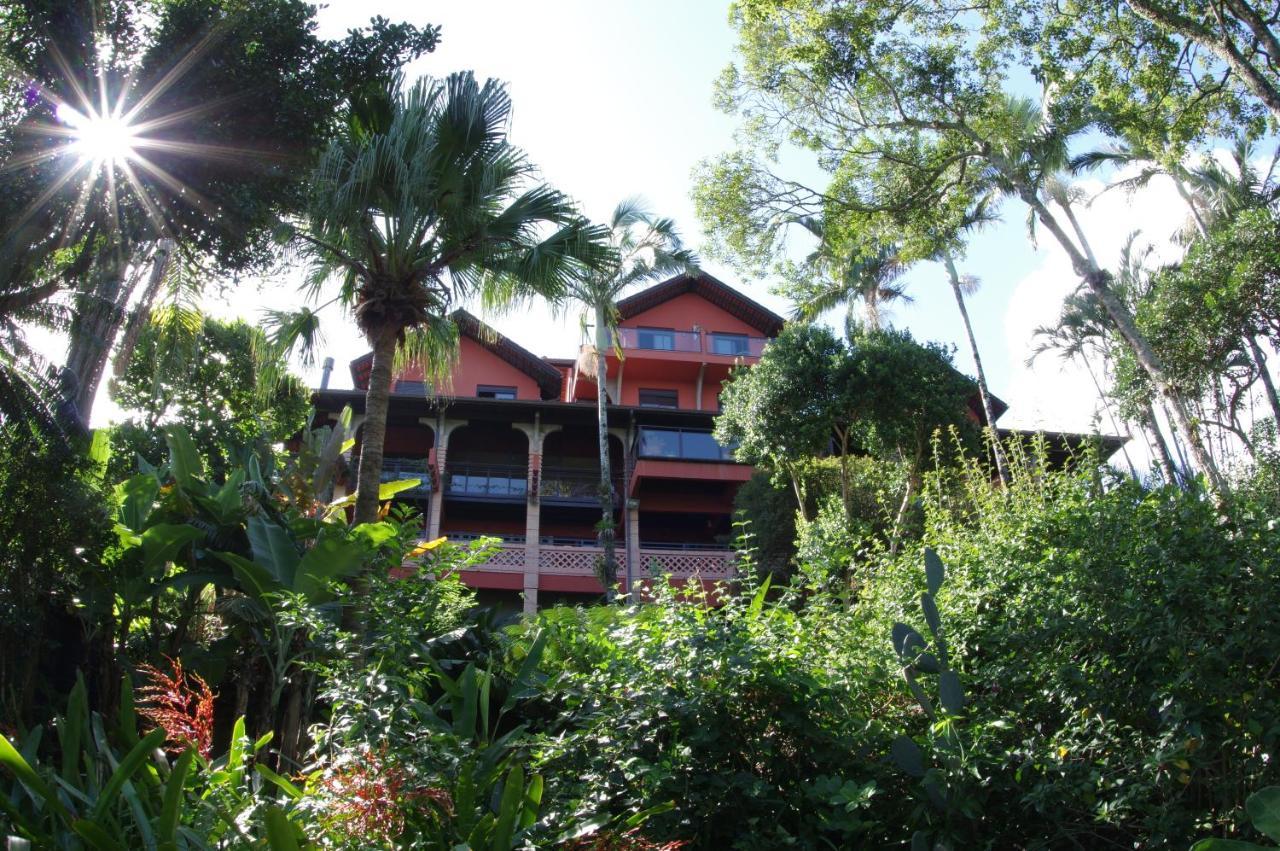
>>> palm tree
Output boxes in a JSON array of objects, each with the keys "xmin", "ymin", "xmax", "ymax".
[
  {"xmin": 938, "ymin": 251, "xmax": 1011, "ymax": 485},
  {"xmin": 293, "ymin": 73, "xmax": 604, "ymax": 532},
  {"xmin": 565, "ymin": 199, "xmax": 696, "ymax": 599},
  {"xmin": 782, "ymin": 217, "xmax": 910, "ymax": 334}
]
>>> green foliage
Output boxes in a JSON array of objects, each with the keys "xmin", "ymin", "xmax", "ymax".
[
  {"xmin": 108, "ymin": 316, "xmax": 310, "ymax": 481},
  {"xmin": 0, "ymin": 415, "xmax": 110, "ymax": 722},
  {"xmin": 0, "ymin": 677, "xmax": 310, "ymax": 848}
]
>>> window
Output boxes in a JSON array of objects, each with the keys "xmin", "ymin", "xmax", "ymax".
[
  {"xmin": 395, "ymin": 380, "xmax": 427, "ymax": 394},
  {"xmin": 476, "ymin": 385, "xmax": 517, "ymax": 400},
  {"xmin": 637, "ymin": 427, "xmax": 738, "ymax": 461},
  {"xmin": 710, "ymin": 333, "xmax": 750, "ymax": 355},
  {"xmin": 636, "ymin": 326, "xmax": 676, "ymax": 350},
  {"xmin": 638, "ymin": 388, "xmax": 679, "ymax": 408}
]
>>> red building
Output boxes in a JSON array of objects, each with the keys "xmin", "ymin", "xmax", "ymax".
[{"xmin": 310, "ymin": 272, "xmax": 1120, "ymax": 612}]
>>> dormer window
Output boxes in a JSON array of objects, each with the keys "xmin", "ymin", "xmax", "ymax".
[
  {"xmin": 396, "ymin": 380, "xmax": 427, "ymax": 394},
  {"xmin": 636, "ymin": 327, "xmax": 676, "ymax": 351},
  {"xmin": 477, "ymin": 385, "xmax": 517, "ymax": 400},
  {"xmin": 709, "ymin": 333, "xmax": 749, "ymax": 355}
]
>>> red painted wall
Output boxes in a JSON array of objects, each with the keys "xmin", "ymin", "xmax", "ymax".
[
  {"xmin": 393, "ymin": 336, "xmax": 543, "ymax": 400},
  {"xmin": 619, "ymin": 291, "xmax": 763, "ymax": 337}
]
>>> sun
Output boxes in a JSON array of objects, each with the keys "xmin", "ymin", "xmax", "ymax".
[{"xmin": 55, "ymin": 102, "xmax": 139, "ymax": 166}]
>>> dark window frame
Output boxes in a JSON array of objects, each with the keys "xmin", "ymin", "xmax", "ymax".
[
  {"xmin": 709, "ymin": 332, "xmax": 750, "ymax": 355},
  {"xmin": 476, "ymin": 384, "xmax": 518, "ymax": 400},
  {"xmin": 636, "ymin": 326, "xmax": 677, "ymax": 351},
  {"xmin": 637, "ymin": 388, "xmax": 680, "ymax": 409},
  {"xmin": 395, "ymin": 379, "xmax": 428, "ymax": 394}
]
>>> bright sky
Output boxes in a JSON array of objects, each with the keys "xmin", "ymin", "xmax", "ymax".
[{"xmin": 78, "ymin": 1, "xmax": 1220, "ymax": 467}]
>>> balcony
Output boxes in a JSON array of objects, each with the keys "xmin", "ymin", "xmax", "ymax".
[
  {"xmin": 539, "ymin": 466, "xmax": 623, "ymax": 505},
  {"xmin": 382, "ymin": 457, "xmax": 432, "ymax": 497},
  {"xmin": 636, "ymin": 427, "xmax": 738, "ymax": 462},
  {"xmin": 444, "ymin": 463, "xmax": 527, "ymax": 501},
  {"xmin": 609, "ymin": 328, "xmax": 770, "ymax": 358}
]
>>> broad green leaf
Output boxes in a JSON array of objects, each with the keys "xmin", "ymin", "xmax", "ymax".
[
  {"xmin": 214, "ymin": 552, "xmax": 278, "ymax": 601},
  {"xmin": 1189, "ymin": 841, "xmax": 1269, "ymax": 850},
  {"xmin": 139, "ymin": 525, "xmax": 204, "ymax": 574},
  {"xmin": 246, "ymin": 516, "xmax": 300, "ymax": 588},
  {"xmin": 59, "ymin": 676, "xmax": 88, "ymax": 785},
  {"xmin": 890, "ymin": 736, "xmax": 925, "ymax": 778},
  {"xmin": 938, "ymin": 671, "xmax": 966, "ymax": 715},
  {"xmin": 263, "ymin": 805, "xmax": 301, "ymax": 851},
  {"xmin": 294, "ymin": 531, "xmax": 367, "ymax": 601},
  {"xmin": 116, "ymin": 475, "xmax": 159, "ymax": 532},
  {"xmin": 924, "ymin": 547, "xmax": 945, "ymax": 597},
  {"xmin": 1247, "ymin": 786, "xmax": 1280, "ymax": 843},
  {"xmin": 491, "ymin": 764, "xmax": 524, "ymax": 850},
  {"xmin": 749, "ymin": 573, "xmax": 773, "ymax": 618},
  {"xmin": 163, "ymin": 426, "xmax": 205, "ymax": 490}
]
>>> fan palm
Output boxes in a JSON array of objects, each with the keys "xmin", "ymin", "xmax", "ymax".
[
  {"xmin": 565, "ymin": 198, "xmax": 697, "ymax": 598},
  {"xmin": 292, "ymin": 73, "xmax": 605, "ymax": 529},
  {"xmin": 783, "ymin": 216, "xmax": 910, "ymax": 334}
]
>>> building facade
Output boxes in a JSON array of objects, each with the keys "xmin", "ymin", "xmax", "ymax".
[
  {"xmin": 312, "ymin": 273, "xmax": 786, "ymax": 612},
  {"xmin": 311, "ymin": 272, "xmax": 1124, "ymax": 613}
]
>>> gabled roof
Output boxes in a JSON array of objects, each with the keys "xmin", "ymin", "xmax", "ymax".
[
  {"xmin": 348, "ymin": 309, "xmax": 563, "ymax": 400},
  {"xmin": 616, "ymin": 272, "xmax": 786, "ymax": 336}
]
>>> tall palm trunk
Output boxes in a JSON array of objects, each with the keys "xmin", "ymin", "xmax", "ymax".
[
  {"xmin": 112, "ymin": 239, "xmax": 174, "ymax": 377},
  {"xmin": 593, "ymin": 305, "xmax": 618, "ymax": 599},
  {"xmin": 345, "ymin": 326, "xmax": 397, "ymax": 634},
  {"xmin": 354, "ymin": 328, "xmax": 398, "ymax": 523},
  {"xmin": 943, "ymin": 252, "xmax": 1010, "ymax": 485},
  {"xmin": 1016, "ymin": 183, "xmax": 1227, "ymax": 495}
]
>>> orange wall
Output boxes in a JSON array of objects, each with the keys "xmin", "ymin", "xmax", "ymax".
[
  {"xmin": 395, "ymin": 336, "xmax": 543, "ymax": 399},
  {"xmin": 619, "ymin": 291, "xmax": 763, "ymax": 336}
]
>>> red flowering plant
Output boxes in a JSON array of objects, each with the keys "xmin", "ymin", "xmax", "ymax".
[
  {"xmin": 313, "ymin": 745, "xmax": 453, "ymax": 846},
  {"xmin": 136, "ymin": 656, "xmax": 216, "ymax": 758}
]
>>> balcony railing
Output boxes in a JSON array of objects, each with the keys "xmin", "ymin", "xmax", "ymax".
[
  {"xmin": 635, "ymin": 426, "xmax": 739, "ymax": 463},
  {"xmin": 539, "ymin": 466, "xmax": 623, "ymax": 504},
  {"xmin": 444, "ymin": 463, "xmax": 527, "ymax": 500},
  {"xmin": 607, "ymin": 328, "xmax": 770, "ymax": 357},
  {"xmin": 382, "ymin": 457, "xmax": 431, "ymax": 497}
]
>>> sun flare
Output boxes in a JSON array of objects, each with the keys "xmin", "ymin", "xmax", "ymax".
[{"xmin": 56, "ymin": 103, "xmax": 139, "ymax": 166}]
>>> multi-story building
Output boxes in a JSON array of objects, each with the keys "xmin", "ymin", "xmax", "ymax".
[{"xmin": 310, "ymin": 272, "xmax": 1119, "ymax": 612}]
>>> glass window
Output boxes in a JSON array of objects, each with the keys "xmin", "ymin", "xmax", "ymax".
[
  {"xmin": 636, "ymin": 327, "xmax": 676, "ymax": 350},
  {"xmin": 476, "ymin": 385, "xmax": 517, "ymax": 400},
  {"xmin": 638, "ymin": 427, "xmax": 680, "ymax": 458},
  {"xmin": 710, "ymin": 333, "xmax": 749, "ymax": 355},
  {"xmin": 638, "ymin": 388, "xmax": 679, "ymax": 408},
  {"xmin": 681, "ymin": 431, "xmax": 722, "ymax": 460},
  {"xmin": 395, "ymin": 380, "xmax": 427, "ymax": 394}
]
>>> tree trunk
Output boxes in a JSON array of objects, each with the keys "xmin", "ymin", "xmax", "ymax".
[
  {"xmin": 1144, "ymin": 400, "xmax": 1181, "ymax": 486},
  {"xmin": 1017, "ymin": 184, "xmax": 1227, "ymax": 495},
  {"xmin": 112, "ymin": 239, "xmax": 174, "ymax": 378},
  {"xmin": 1247, "ymin": 335, "xmax": 1280, "ymax": 425},
  {"xmin": 943, "ymin": 252, "xmax": 1010, "ymax": 486},
  {"xmin": 593, "ymin": 306, "xmax": 618, "ymax": 600},
  {"xmin": 65, "ymin": 241, "xmax": 142, "ymax": 417},
  {"xmin": 354, "ymin": 328, "xmax": 398, "ymax": 525},
  {"xmin": 345, "ymin": 327, "xmax": 398, "ymax": 635}
]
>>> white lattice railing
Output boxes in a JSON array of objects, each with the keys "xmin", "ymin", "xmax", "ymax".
[
  {"xmin": 636, "ymin": 549, "xmax": 736, "ymax": 581},
  {"xmin": 538, "ymin": 545, "xmax": 600, "ymax": 575},
  {"xmin": 466, "ymin": 543, "xmax": 526, "ymax": 573}
]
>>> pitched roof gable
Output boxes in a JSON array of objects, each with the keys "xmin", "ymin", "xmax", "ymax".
[
  {"xmin": 348, "ymin": 309, "xmax": 563, "ymax": 399},
  {"xmin": 616, "ymin": 272, "xmax": 786, "ymax": 336}
]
